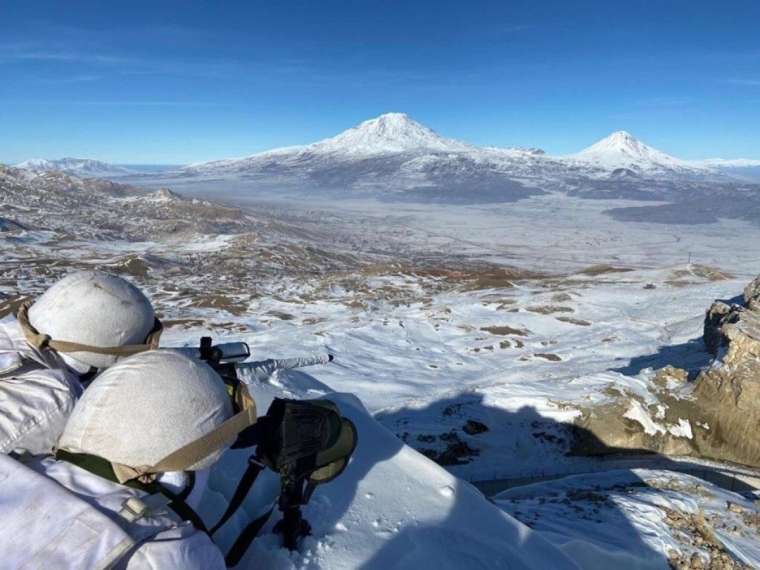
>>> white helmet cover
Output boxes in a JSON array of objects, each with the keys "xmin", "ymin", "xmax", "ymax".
[
  {"xmin": 28, "ymin": 270, "xmax": 155, "ymax": 369},
  {"xmin": 58, "ymin": 351, "xmax": 233, "ymax": 471}
]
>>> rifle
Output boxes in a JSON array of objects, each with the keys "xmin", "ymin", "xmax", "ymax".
[{"xmin": 196, "ymin": 336, "xmax": 251, "ymax": 412}]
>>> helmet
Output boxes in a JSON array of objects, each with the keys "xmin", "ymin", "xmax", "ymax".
[
  {"xmin": 58, "ymin": 351, "xmax": 233, "ymax": 472},
  {"xmin": 28, "ymin": 271, "xmax": 156, "ymax": 370}
]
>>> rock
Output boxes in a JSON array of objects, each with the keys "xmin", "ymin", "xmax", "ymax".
[
  {"xmin": 534, "ymin": 352, "xmax": 562, "ymax": 362},
  {"xmin": 654, "ymin": 365, "xmax": 689, "ymax": 387},
  {"xmin": 572, "ymin": 396, "xmax": 695, "ymax": 457},
  {"xmin": 575, "ymin": 274, "xmax": 760, "ymax": 468},
  {"xmin": 154, "ymin": 187, "xmax": 183, "ymax": 201},
  {"xmin": 463, "ymin": 420, "xmax": 489, "ymax": 435},
  {"xmin": 689, "ymin": 313, "xmax": 760, "ymax": 464},
  {"xmin": 744, "ymin": 275, "xmax": 760, "ymax": 310},
  {"xmin": 704, "ymin": 300, "xmax": 741, "ymax": 356},
  {"xmin": 727, "ymin": 501, "xmax": 744, "ymax": 514},
  {"xmin": 419, "ymin": 431, "xmax": 480, "ymax": 466}
]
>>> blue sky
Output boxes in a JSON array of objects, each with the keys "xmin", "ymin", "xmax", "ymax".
[{"xmin": 1, "ymin": 0, "xmax": 759, "ymax": 164}]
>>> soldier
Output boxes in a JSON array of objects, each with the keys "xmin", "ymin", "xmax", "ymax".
[
  {"xmin": 0, "ymin": 270, "xmax": 159, "ymax": 455},
  {"xmin": 0, "ymin": 350, "xmax": 249, "ymax": 569}
]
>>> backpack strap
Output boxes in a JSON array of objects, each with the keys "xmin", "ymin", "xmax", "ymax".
[
  {"xmin": 56, "ymin": 450, "xmax": 208, "ymax": 534},
  {"xmin": 209, "ymin": 456, "xmax": 268, "ymax": 535},
  {"xmin": 224, "ymin": 505, "xmax": 276, "ymax": 567}
]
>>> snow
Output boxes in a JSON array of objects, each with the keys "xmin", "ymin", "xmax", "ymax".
[
  {"xmin": 670, "ymin": 418, "xmax": 693, "ymax": 439},
  {"xmin": 309, "ymin": 112, "xmax": 473, "ymax": 156},
  {"xmin": 6, "ymin": 158, "xmax": 760, "ymax": 568},
  {"xmin": 622, "ymin": 402, "xmax": 692, "ymax": 439},
  {"xmin": 172, "ymin": 115, "xmax": 742, "ymax": 187},
  {"xmin": 692, "ymin": 158, "xmax": 760, "ymax": 168},
  {"xmin": 624, "ymin": 399, "xmax": 666, "ymax": 435},
  {"xmin": 201, "ymin": 375, "xmax": 580, "ymax": 570},
  {"xmin": 494, "ymin": 469, "xmax": 760, "ymax": 568},
  {"xmin": 15, "ymin": 157, "xmax": 133, "ymax": 177},
  {"xmin": 566, "ymin": 130, "xmax": 702, "ymax": 173}
]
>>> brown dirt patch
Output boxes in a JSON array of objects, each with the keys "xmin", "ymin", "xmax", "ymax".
[
  {"xmin": 527, "ymin": 305, "xmax": 574, "ymax": 315},
  {"xmin": 162, "ymin": 318, "xmax": 206, "ymax": 329},
  {"xmin": 481, "ymin": 325, "xmax": 531, "ymax": 336},
  {"xmin": 534, "ymin": 353, "xmax": 562, "ymax": 362},
  {"xmin": 556, "ymin": 316, "xmax": 591, "ymax": 326},
  {"xmin": 578, "ymin": 264, "xmax": 635, "ymax": 276}
]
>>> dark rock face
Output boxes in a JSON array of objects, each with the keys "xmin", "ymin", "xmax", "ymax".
[
  {"xmin": 703, "ymin": 275, "xmax": 760, "ymax": 356},
  {"xmin": 463, "ymin": 420, "xmax": 489, "ymax": 435},
  {"xmin": 704, "ymin": 300, "xmax": 742, "ymax": 356},
  {"xmin": 744, "ymin": 275, "xmax": 760, "ymax": 310}
]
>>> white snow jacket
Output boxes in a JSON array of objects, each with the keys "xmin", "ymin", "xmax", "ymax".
[
  {"xmin": 236, "ymin": 353, "xmax": 331, "ymax": 383},
  {"xmin": 0, "ymin": 315, "xmax": 83, "ymax": 455},
  {"xmin": 0, "ymin": 453, "xmax": 224, "ymax": 569}
]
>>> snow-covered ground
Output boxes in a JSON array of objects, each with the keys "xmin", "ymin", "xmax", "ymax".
[
  {"xmin": 5, "ymin": 167, "xmax": 760, "ymax": 567},
  {"xmin": 495, "ymin": 469, "xmax": 760, "ymax": 569}
]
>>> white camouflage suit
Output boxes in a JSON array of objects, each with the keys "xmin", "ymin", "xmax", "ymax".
[
  {"xmin": 0, "ymin": 454, "xmax": 224, "ymax": 569},
  {"xmin": 0, "ymin": 314, "xmax": 83, "ymax": 455}
]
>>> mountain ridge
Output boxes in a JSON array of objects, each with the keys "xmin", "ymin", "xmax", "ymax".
[
  {"xmin": 182, "ymin": 115, "xmax": 716, "ymax": 180},
  {"xmin": 14, "ymin": 114, "xmax": 760, "ymax": 185}
]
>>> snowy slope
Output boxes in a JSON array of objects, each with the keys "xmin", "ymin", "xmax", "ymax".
[
  {"xmin": 566, "ymin": 131, "xmax": 706, "ymax": 175},
  {"xmin": 201, "ymin": 372, "xmax": 580, "ymax": 570},
  {"xmin": 5, "ymin": 164, "xmax": 760, "ymax": 568},
  {"xmin": 309, "ymin": 112, "xmax": 473, "ymax": 155},
  {"xmin": 170, "ymin": 115, "xmax": 752, "ymax": 204},
  {"xmin": 689, "ymin": 158, "xmax": 760, "ymax": 182},
  {"xmin": 495, "ymin": 469, "xmax": 760, "ymax": 569},
  {"xmin": 180, "ymin": 113, "xmax": 555, "ymax": 201},
  {"xmin": 694, "ymin": 158, "xmax": 760, "ymax": 168},
  {"xmin": 188, "ymin": 113, "xmax": 470, "ymax": 172},
  {"xmin": 15, "ymin": 157, "xmax": 133, "ymax": 177}
]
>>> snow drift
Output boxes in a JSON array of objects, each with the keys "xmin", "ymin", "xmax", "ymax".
[{"xmin": 200, "ymin": 369, "xmax": 580, "ymax": 569}]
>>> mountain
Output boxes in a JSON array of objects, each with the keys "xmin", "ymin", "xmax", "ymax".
[
  {"xmin": 180, "ymin": 117, "xmax": 718, "ymax": 193},
  {"xmin": 181, "ymin": 113, "xmax": 557, "ymax": 202},
  {"xmin": 689, "ymin": 157, "xmax": 760, "ymax": 182},
  {"xmin": 15, "ymin": 157, "xmax": 133, "ymax": 178},
  {"xmin": 184, "ymin": 113, "xmax": 473, "ymax": 175},
  {"xmin": 566, "ymin": 131, "xmax": 704, "ymax": 174},
  {"xmin": 309, "ymin": 112, "xmax": 473, "ymax": 155},
  {"xmin": 0, "ymin": 165, "xmax": 248, "ymax": 241},
  {"xmin": 164, "ymin": 115, "xmax": 760, "ymax": 211}
]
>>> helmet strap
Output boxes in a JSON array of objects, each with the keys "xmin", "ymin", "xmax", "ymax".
[{"xmin": 16, "ymin": 301, "xmax": 163, "ymax": 357}]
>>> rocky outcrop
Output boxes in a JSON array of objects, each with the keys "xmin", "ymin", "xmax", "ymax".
[
  {"xmin": 703, "ymin": 301, "xmax": 741, "ymax": 355},
  {"xmin": 689, "ymin": 284, "xmax": 760, "ymax": 464},
  {"xmin": 702, "ymin": 275, "xmax": 760, "ymax": 355},
  {"xmin": 575, "ymin": 275, "xmax": 760, "ymax": 467},
  {"xmin": 744, "ymin": 276, "xmax": 760, "ymax": 310}
]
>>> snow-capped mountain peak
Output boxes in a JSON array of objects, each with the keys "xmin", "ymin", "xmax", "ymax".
[
  {"xmin": 15, "ymin": 157, "xmax": 131, "ymax": 177},
  {"xmin": 15, "ymin": 158, "xmax": 49, "ymax": 169},
  {"xmin": 569, "ymin": 131, "xmax": 696, "ymax": 173},
  {"xmin": 312, "ymin": 112, "xmax": 473, "ymax": 155}
]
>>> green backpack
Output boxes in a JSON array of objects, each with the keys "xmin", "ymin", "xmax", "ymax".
[{"xmin": 211, "ymin": 398, "xmax": 358, "ymax": 565}]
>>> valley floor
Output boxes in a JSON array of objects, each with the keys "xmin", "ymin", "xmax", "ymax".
[{"xmin": 4, "ymin": 189, "xmax": 760, "ymax": 568}]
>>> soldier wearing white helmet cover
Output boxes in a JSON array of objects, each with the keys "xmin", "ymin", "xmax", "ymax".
[
  {"xmin": 0, "ymin": 350, "xmax": 254, "ymax": 569},
  {"xmin": 0, "ymin": 270, "xmax": 160, "ymax": 455}
]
